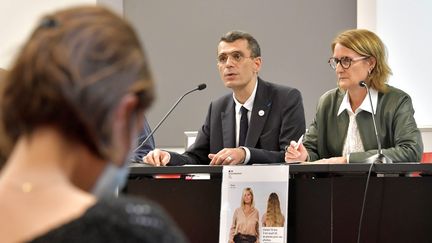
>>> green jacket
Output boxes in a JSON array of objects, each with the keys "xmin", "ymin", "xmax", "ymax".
[{"xmin": 303, "ymin": 85, "xmax": 423, "ymax": 163}]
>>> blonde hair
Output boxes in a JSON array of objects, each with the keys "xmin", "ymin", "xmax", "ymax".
[
  {"xmin": 264, "ymin": 193, "xmax": 284, "ymax": 227},
  {"xmin": 331, "ymin": 29, "xmax": 392, "ymax": 92},
  {"xmin": 240, "ymin": 187, "xmax": 255, "ymax": 208}
]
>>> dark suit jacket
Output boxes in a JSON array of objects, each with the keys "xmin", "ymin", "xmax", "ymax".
[
  {"xmin": 169, "ymin": 78, "xmax": 305, "ymax": 165},
  {"xmin": 131, "ymin": 119, "xmax": 155, "ymax": 163}
]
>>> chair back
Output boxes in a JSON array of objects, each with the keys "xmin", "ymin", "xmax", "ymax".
[{"xmin": 421, "ymin": 152, "xmax": 432, "ymax": 163}]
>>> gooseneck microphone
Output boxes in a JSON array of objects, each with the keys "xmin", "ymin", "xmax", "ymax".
[
  {"xmin": 357, "ymin": 80, "xmax": 392, "ymax": 243},
  {"xmin": 133, "ymin": 83, "xmax": 207, "ymax": 155},
  {"xmin": 359, "ymin": 81, "xmax": 392, "ymax": 164}
]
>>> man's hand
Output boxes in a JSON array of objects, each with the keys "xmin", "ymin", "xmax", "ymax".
[
  {"xmin": 208, "ymin": 148, "xmax": 246, "ymax": 165},
  {"xmin": 143, "ymin": 149, "xmax": 171, "ymax": 166}
]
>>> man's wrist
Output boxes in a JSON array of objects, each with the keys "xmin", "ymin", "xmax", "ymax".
[{"xmin": 239, "ymin": 146, "xmax": 251, "ymax": 164}]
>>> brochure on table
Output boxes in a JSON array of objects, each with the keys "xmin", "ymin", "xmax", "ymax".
[{"xmin": 219, "ymin": 165, "xmax": 289, "ymax": 243}]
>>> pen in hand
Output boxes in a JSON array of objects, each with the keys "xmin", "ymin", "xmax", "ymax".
[
  {"xmin": 285, "ymin": 134, "xmax": 304, "ymax": 152},
  {"xmin": 294, "ymin": 134, "xmax": 304, "ymax": 150}
]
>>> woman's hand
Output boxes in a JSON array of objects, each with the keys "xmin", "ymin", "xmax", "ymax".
[
  {"xmin": 314, "ymin": 156, "xmax": 347, "ymax": 164},
  {"xmin": 285, "ymin": 140, "xmax": 308, "ymax": 163}
]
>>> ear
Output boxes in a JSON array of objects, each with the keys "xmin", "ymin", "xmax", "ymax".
[
  {"xmin": 111, "ymin": 93, "xmax": 140, "ymax": 166},
  {"xmin": 368, "ymin": 56, "xmax": 377, "ymax": 71},
  {"xmin": 253, "ymin": 57, "xmax": 262, "ymax": 73}
]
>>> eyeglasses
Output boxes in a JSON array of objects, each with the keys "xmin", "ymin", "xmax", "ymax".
[
  {"xmin": 328, "ymin": 56, "xmax": 369, "ymax": 70},
  {"xmin": 217, "ymin": 51, "xmax": 253, "ymax": 64}
]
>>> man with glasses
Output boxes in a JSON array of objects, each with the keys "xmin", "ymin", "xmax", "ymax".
[
  {"xmin": 144, "ymin": 30, "xmax": 305, "ymax": 166},
  {"xmin": 285, "ymin": 29, "xmax": 422, "ymax": 164}
]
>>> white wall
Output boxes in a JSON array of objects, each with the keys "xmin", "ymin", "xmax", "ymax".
[
  {"xmin": 358, "ymin": 0, "xmax": 432, "ymax": 152},
  {"xmin": 376, "ymin": 0, "xmax": 432, "ymax": 128},
  {"xmin": 0, "ymin": 0, "xmax": 122, "ymax": 69},
  {"xmin": 97, "ymin": 0, "xmax": 123, "ymax": 15},
  {"xmin": 357, "ymin": 0, "xmax": 376, "ymax": 31}
]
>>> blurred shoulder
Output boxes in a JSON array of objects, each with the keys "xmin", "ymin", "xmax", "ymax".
[
  {"xmin": 30, "ymin": 196, "xmax": 188, "ymax": 243},
  {"xmin": 97, "ymin": 196, "xmax": 188, "ymax": 242}
]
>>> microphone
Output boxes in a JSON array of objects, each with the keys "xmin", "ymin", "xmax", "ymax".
[
  {"xmin": 132, "ymin": 83, "xmax": 207, "ymax": 157},
  {"xmin": 359, "ymin": 81, "xmax": 392, "ymax": 163}
]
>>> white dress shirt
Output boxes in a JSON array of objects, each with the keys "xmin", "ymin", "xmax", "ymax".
[
  {"xmin": 337, "ymin": 88, "xmax": 378, "ymax": 162},
  {"xmin": 232, "ymin": 79, "xmax": 258, "ymax": 164}
]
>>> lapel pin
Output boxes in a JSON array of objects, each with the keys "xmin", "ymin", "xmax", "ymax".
[{"xmin": 258, "ymin": 110, "xmax": 265, "ymax": 116}]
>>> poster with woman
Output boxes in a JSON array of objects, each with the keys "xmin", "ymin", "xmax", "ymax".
[{"xmin": 219, "ymin": 166, "xmax": 289, "ymax": 243}]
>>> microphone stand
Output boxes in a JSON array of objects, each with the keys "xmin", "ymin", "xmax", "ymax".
[
  {"xmin": 357, "ymin": 80, "xmax": 392, "ymax": 243},
  {"xmin": 133, "ymin": 83, "xmax": 207, "ymax": 154},
  {"xmin": 359, "ymin": 81, "xmax": 392, "ymax": 164}
]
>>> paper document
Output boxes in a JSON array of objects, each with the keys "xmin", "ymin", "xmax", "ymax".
[{"xmin": 219, "ymin": 165, "xmax": 289, "ymax": 243}]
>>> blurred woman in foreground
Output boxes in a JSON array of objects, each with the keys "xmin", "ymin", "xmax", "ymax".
[{"xmin": 0, "ymin": 6, "xmax": 186, "ymax": 242}]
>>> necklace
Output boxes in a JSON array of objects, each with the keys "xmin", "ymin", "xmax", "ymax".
[
  {"xmin": 0, "ymin": 177, "xmax": 66, "ymax": 194},
  {"xmin": 21, "ymin": 182, "xmax": 33, "ymax": 193}
]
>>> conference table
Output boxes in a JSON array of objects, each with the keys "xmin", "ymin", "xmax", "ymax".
[{"xmin": 126, "ymin": 163, "xmax": 432, "ymax": 243}]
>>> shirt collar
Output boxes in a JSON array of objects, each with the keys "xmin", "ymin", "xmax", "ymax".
[
  {"xmin": 233, "ymin": 79, "xmax": 257, "ymax": 113},
  {"xmin": 337, "ymin": 88, "xmax": 378, "ymax": 116}
]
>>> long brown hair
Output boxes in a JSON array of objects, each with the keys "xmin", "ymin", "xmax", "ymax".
[
  {"xmin": 264, "ymin": 192, "xmax": 284, "ymax": 227},
  {"xmin": 0, "ymin": 6, "xmax": 154, "ymax": 160}
]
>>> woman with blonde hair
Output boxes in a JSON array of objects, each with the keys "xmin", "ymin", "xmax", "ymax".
[
  {"xmin": 229, "ymin": 187, "xmax": 260, "ymax": 243},
  {"xmin": 262, "ymin": 192, "xmax": 285, "ymax": 227},
  {"xmin": 285, "ymin": 29, "xmax": 423, "ymax": 164}
]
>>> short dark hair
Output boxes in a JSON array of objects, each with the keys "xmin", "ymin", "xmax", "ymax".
[
  {"xmin": 0, "ymin": 6, "xmax": 154, "ymax": 159},
  {"xmin": 220, "ymin": 30, "xmax": 261, "ymax": 57}
]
